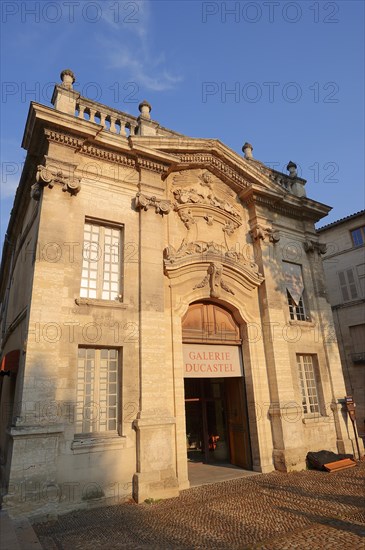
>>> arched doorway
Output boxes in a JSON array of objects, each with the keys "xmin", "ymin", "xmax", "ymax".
[{"xmin": 182, "ymin": 302, "xmax": 252, "ymax": 469}]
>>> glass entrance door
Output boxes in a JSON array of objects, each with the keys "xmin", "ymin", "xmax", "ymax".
[{"xmin": 185, "ymin": 378, "xmax": 229, "ymax": 464}]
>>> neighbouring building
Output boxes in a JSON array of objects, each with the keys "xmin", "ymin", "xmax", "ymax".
[
  {"xmin": 0, "ymin": 69, "xmax": 362, "ymax": 518},
  {"xmin": 318, "ymin": 211, "xmax": 365, "ymax": 439}
]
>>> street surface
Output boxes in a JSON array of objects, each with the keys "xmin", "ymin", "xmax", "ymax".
[{"xmin": 34, "ymin": 462, "xmax": 365, "ymax": 549}]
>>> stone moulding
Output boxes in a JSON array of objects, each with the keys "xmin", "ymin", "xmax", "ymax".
[
  {"xmin": 30, "ymin": 164, "xmax": 81, "ymax": 200},
  {"xmin": 174, "ymin": 203, "xmax": 241, "ymax": 233},
  {"xmin": 303, "ymin": 239, "xmax": 327, "ymax": 254},
  {"xmin": 44, "ymin": 128, "xmax": 84, "ymax": 149},
  {"xmin": 193, "ymin": 262, "xmax": 235, "ymax": 298},
  {"xmin": 173, "ymin": 187, "xmax": 242, "ymax": 222},
  {"xmin": 250, "ymin": 224, "xmax": 280, "ymax": 243},
  {"xmin": 163, "ymin": 240, "xmax": 264, "ymax": 291},
  {"xmin": 171, "ymin": 153, "xmax": 251, "ymax": 189},
  {"xmin": 135, "ymin": 192, "xmax": 171, "ymax": 215}
]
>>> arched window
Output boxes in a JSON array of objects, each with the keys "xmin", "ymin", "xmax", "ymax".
[{"xmin": 182, "ymin": 302, "xmax": 240, "ymax": 344}]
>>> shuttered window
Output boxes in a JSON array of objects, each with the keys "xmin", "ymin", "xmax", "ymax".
[{"xmin": 338, "ymin": 269, "xmax": 358, "ymax": 301}]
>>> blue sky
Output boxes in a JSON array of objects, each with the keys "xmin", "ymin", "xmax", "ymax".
[{"xmin": 1, "ymin": 0, "xmax": 364, "ymax": 248}]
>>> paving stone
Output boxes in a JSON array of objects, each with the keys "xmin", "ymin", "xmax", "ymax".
[{"xmin": 33, "ymin": 462, "xmax": 365, "ymax": 549}]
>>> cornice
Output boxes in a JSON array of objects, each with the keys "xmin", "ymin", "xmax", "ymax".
[
  {"xmin": 44, "ymin": 128, "xmax": 84, "ymax": 149},
  {"xmin": 240, "ymin": 186, "xmax": 330, "ymax": 222}
]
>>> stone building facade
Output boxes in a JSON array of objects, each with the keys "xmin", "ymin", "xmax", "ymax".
[
  {"xmin": 0, "ymin": 70, "xmax": 361, "ymax": 518},
  {"xmin": 318, "ymin": 211, "xmax": 365, "ymax": 439}
]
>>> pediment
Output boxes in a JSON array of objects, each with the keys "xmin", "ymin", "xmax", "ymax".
[{"xmin": 129, "ymin": 136, "xmax": 310, "ymax": 208}]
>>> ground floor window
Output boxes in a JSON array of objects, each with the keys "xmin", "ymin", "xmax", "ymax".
[
  {"xmin": 76, "ymin": 347, "xmax": 119, "ymax": 434},
  {"xmin": 296, "ymin": 354, "xmax": 320, "ymax": 414}
]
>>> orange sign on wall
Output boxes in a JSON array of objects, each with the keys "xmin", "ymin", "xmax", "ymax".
[{"xmin": 183, "ymin": 344, "xmax": 242, "ymax": 378}]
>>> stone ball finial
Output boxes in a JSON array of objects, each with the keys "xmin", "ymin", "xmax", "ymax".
[
  {"xmin": 60, "ymin": 69, "xmax": 75, "ymax": 89},
  {"xmin": 242, "ymin": 142, "xmax": 253, "ymax": 159},
  {"xmin": 286, "ymin": 161, "xmax": 297, "ymax": 177},
  {"xmin": 138, "ymin": 99, "xmax": 152, "ymax": 119}
]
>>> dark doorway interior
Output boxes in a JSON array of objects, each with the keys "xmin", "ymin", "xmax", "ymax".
[{"xmin": 184, "ymin": 377, "xmax": 252, "ymax": 469}]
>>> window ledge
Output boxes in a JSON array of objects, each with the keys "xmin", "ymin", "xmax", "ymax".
[
  {"xmin": 71, "ymin": 434, "xmax": 127, "ymax": 454},
  {"xmin": 289, "ymin": 320, "xmax": 315, "ymax": 327},
  {"xmin": 302, "ymin": 415, "xmax": 330, "ymax": 425},
  {"xmin": 75, "ymin": 298, "xmax": 127, "ymax": 309}
]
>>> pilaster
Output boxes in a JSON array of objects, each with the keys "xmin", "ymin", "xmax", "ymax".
[{"xmin": 132, "ymin": 167, "xmax": 179, "ymax": 502}]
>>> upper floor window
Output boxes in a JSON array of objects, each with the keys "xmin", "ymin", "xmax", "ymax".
[
  {"xmin": 297, "ymin": 354, "xmax": 320, "ymax": 414},
  {"xmin": 338, "ymin": 268, "xmax": 358, "ymax": 301},
  {"xmin": 287, "ymin": 291, "xmax": 306, "ymax": 321},
  {"xmin": 351, "ymin": 226, "xmax": 365, "ymax": 247},
  {"xmin": 283, "ymin": 262, "xmax": 307, "ymax": 321},
  {"xmin": 349, "ymin": 324, "xmax": 365, "ymax": 364},
  {"xmin": 81, "ymin": 222, "xmax": 122, "ymax": 301},
  {"xmin": 76, "ymin": 348, "xmax": 119, "ymax": 434}
]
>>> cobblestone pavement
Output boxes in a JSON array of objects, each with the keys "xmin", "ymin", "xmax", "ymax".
[{"xmin": 33, "ymin": 462, "xmax": 365, "ymax": 549}]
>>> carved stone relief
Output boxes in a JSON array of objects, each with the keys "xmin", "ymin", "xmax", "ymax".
[
  {"xmin": 135, "ymin": 192, "xmax": 171, "ymax": 215},
  {"xmin": 173, "ymin": 187, "xmax": 242, "ymax": 222},
  {"xmin": 163, "ymin": 240, "xmax": 262, "ymax": 278},
  {"xmin": 303, "ymin": 239, "xmax": 327, "ymax": 255},
  {"xmin": 30, "ymin": 163, "xmax": 81, "ymax": 200},
  {"xmin": 250, "ymin": 224, "xmax": 280, "ymax": 243},
  {"xmin": 193, "ymin": 262, "xmax": 234, "ymax": 298},
  {"xmin": 178, "ymin": 209, "xmax": 196, "ymax": 229}
]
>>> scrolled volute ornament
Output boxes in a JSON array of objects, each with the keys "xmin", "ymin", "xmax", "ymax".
[
  {"xmin": 304, "ymin": 239, "xmax": 327, "ymax": 255},
  {"xmin": 135, "ymin": 192, "xmax": 171, "ymax": 215},
  {"xmin": 30, "ymin": 164, "xmax": 81, "ymax": 200}
]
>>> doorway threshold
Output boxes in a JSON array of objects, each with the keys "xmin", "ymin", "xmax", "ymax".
[{"xmin": 188, "ymin": 461, "xmax": 260, "ymax": 487}]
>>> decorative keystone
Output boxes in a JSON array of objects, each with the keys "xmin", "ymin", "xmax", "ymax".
[
  {"xmin": 60, "ymin": 69, "xmax": 76, "ymax": 89},
  {"xmin": 242, "ymin": 142, "xmax": 253, "ymax": 159},
  {"xmin": 138, "ymin": 99, "xmax": 152, "ymax": 120},
  {"xmin": 286, "ymin": 161, "xmax": 297, "ymax": 178},
  {"xmin": 193, "ymin": 262, "xmax": 235, "ymax": 298}
]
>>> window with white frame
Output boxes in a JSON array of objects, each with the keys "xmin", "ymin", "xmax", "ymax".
[
  {"xmin": 287, "ymin": 291, "xmax": 306, "ymax": 321},
  {"xmin": 80, "ymin": 222, "xmax": 122, "ymax": 300},
  {"xmin": 338, "ymin": 268, "xmax": 358, "ymax": 302},
  {"xmin": 283, "ymin": 262, "xmax": 307, "ymax": 321},
  {"xmin": 297, "ymin": 354, "xmax": 320, "ymax": 414},
  {"xmin": 76, "ymin": 348, "xmax": 119, "ymax": 434}
]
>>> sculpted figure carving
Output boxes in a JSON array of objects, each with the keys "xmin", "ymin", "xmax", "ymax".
[
  {"xmin": 173, "ymin": 187, "xmax": 242, "ymax": 222},
  {"xmin": 179, "ymin": 209, "xmax": 196, "ymax": 229}
]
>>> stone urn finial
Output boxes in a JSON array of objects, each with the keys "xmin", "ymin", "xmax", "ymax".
[
  {"xmin": 60, "ymin": 69, "xmax": 75, "ymax": 89},
  {"xmin": 242, "ymin": 142, "xmax": 253, "ymax": 159},
  {"xmin": 286, "ymin": 161, "xmax": 297, "ymax": 178},
  {"xmin": 138, "ymin": 99, "xmax": 152, "ymax": 120}
]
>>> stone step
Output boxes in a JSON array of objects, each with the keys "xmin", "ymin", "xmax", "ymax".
[{"xmin": 0, "ymin": 511, "xmax": 42, "ymax": 550}]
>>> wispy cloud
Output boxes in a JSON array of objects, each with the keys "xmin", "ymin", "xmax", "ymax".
[
  {"xmin": 100, "ymin": 0, "xmax": 183, "ymax": 92},
  {"xmin": 0, "ymin": 176, "xmax": 19, "ymax": 200}
]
